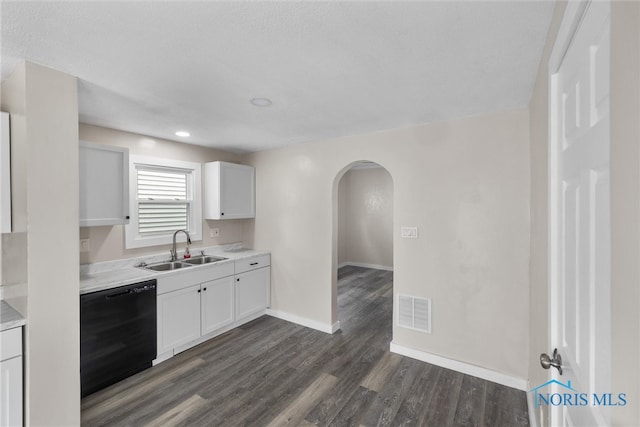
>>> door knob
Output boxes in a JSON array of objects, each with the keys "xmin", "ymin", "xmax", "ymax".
[{"xmin": 540, "ymin": 348, "xmax": 563, "ymax": 375}]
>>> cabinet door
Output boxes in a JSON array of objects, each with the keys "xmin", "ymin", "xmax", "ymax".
[
  {"xmin": 0, "ymin": 356, "xmax": 22, "ymax": 427},
  {"xmin": 235, "ymin": 266, "xmax": 270, "ymax": 320},
  {"xmin": 157, "ymin": 284, "xmax": 201, "ymax": 355},
  {"xmin": 220, "ymin": 162, "xmax": 255, "ymax": 219},
  {"xmin": 79, "ymin": 142, "xmax": 129, "ymax": 226},
  {"xmin": 201, "ymin": 276, "xmax": 234, "ymax": 335},
  {"xmin": 205, "ymin": 162, "xmax": 255, "ymax": 220}
]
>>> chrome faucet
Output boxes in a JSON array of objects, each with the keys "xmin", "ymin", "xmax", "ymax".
[{"xmin": 170, "ymin": 229, "xmax": 191, "ymax": 261}]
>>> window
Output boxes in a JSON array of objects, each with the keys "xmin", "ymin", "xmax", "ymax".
[
  {"xmin": 125, "ymin": 155, "xmax": 201, "ymax": 249},
  {"xmin": 137, "ymin": 168, "xmax": 188, "ymax": 234}
]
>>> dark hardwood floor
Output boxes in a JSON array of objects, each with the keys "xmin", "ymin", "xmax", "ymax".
[{"xmin": 81, "ymin": 266, "xmax": 529, "ymax": 426}]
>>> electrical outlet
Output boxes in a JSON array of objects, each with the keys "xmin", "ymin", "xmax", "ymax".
[
  {"xmin": 401, "ymin": 227, "xmax": 418, "ymax": 239},
  {"xmin": 80, "ymin": 238, "xmax": 90, "ymax": 253},
  {"xmin": 210, "ymin": 228, "xmax": 220, "ymax": 238}
]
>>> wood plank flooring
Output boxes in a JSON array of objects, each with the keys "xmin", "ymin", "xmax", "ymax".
[{"xmin": 81, "ymin": 266, "xmax": 529, "ymax": 426}]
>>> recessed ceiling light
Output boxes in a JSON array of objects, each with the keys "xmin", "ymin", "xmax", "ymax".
[
  {"xmin": 175, "ymin": 131, "xmax": 190, "ymax": 137},
  {"xmin": 250, "ymin": 98, "xmax": 273, "ymax": 107}
]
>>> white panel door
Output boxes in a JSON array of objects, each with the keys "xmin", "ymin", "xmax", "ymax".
[
  {"xmin": 157, "ymin": 284, "xmax": 201, "ymax": 355},
  {"xmin": 235, "ymin": 267, "xmax": 270, "ymax": 320},
  {"xmin": 201, "ymin": 276, "xmax": 235, "ymax": 335},
  {"xmin": 550, "ymin": 1, "xmax": 610, "ymax": 426}
]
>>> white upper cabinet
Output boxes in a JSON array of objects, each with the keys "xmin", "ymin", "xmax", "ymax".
[
  {"xmin": 204, "ymin": 161, "xmax": 255, "ymax": 220},
  {"xmin": 0, "ymin": 112, "xmax": 11, "ymax": 233},
  {"xmin": 79, "ymin": 142, "xmax": 130, "ymax": 227}
]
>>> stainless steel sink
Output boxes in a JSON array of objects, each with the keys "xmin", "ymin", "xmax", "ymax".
[
  {"xmin": 183, "ymin": 255, "xmax": 227, "ymax": 265},
  {"xmin": 135, "ymin": 255, "xmax": 226, "ymax": 271},
  {"xmin": 144, "ymin": 261, "xmax": 193, "ymax": 271}
]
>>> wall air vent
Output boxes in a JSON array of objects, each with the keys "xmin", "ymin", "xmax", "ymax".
[{"xmin": 398, "ymin": 294, "xmax": 431, "ymax": 333}]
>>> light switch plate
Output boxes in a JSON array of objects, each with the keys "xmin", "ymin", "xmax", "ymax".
[{"xmin": 401, "ymin": 227, "xmax": 418, "ymax": 239}]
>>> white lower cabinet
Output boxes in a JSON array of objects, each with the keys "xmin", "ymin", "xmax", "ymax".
[
  {"xmin": 155, "ymin": 255, "xmax": 270, "ymax": 362},
  {"xmin": 157, "ymin": 284, "xmax": 201, "ymax": 355},
  {"xmin": 236, "ymin": 267, "xmax": 270, "ymax": 321},
  {"xmin": 158, "ymin": 277, "xmax": 235, "ymax": 356},
  {"xmin": 201, "ymin": 276, "xmax": 234, "ymax": 335},
  {"xmin": 0, "ymin": 326, "xmax": 23, "ymax": 427}
]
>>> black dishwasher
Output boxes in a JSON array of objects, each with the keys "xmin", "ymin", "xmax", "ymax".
[{"xmin": 80, "ymin": 279, "xmax": 157, "ymax": 397}]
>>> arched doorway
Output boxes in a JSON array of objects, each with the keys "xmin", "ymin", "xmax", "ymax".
[{"xmin": 331, "ymin": 160, "xmax": 394, "ymax": 333}]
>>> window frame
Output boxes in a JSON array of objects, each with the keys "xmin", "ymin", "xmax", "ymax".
[{"xmin": 125, "ymin": 155, "xmax": 202, "ymax": 249}]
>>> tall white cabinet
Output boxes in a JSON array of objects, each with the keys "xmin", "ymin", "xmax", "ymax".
[
  {"xmin": 0, "ymin": 326, "xmax": 23, "ymax": 427},
  {"xmin": 204, "ymin": 161, "xmax": 255, "ymax": 220},
  {"xmin": 79, "ymin": 142, "xmax": 130, "ymax": 226}
]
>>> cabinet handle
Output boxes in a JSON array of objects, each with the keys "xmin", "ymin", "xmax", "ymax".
[
  {"xmin": 203, "ymin": 287, "xmax": 207, "ymax": 291},
  {"xmin": 250, "ymin": 262, "xmax": 259, "ymax": 266},
  {"xmin": 237, "ymin": 278, "xmax": 240, "ymax": 282},
  {"xmin": 221, "ymin": 212, "xmax": 225, "ymax": 216},
  {"xmin": 197, "ymin": 289, "xmax": 201, "ymax": 293}
]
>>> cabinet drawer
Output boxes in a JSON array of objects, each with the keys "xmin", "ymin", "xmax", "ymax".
[
  {"xmin": 0, "ymin": 327, "xmax": 22, "ymax": 361},
  {"xmin": 157, "ymin": 261, "xmax": 234, "ymax": 294},
  {"xmin": 235, "ymin": 254, "xmax": 270, "ymax": 274}
]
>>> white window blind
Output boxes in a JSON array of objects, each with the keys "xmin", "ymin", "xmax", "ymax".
[
  {"xmin": 125, "ymin": 155, "xmax": 202, "ymax": 249},
  {"xmin": 137, "ymin": 169, "xmax": 189, "ymax": 235}
]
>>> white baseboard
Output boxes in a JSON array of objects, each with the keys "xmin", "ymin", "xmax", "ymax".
[
  {"xmin": 266, "ymin": 309, "xmax": 341, "ymax": 334},
  {"xmin": 389, "ymin": 341, "xmax": 528, "ymax": 391},
  {"xmin": 331, "ymin": 320, "xmax": 341, "ymax": 334},
  {"xmin": 153, "ymin": 351, "xmax": 173, "ymax": 365},
  {"xmin": 338, "ymin": 262, "xmax": 393, "ymax": 271}
]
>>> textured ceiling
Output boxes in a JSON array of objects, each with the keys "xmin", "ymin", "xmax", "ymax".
[{"xmin": 1, "ymin": 1, "xmax": 555, "ymax": 153}]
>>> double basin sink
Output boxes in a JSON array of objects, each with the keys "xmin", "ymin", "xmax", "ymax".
[{"xmin": 139, "ymin": 255, "xmax": 227, "ymax": 272}]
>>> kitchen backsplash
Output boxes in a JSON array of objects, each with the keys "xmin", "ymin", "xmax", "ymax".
[
  {"xmin": 79, "ymin": 220, "xmax": 248, "ymax": 265},
  {"xmin": 80, "ymin": 242, "xmax": 245, "ymax": 274}
]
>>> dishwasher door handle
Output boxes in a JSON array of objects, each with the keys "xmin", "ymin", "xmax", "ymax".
[{"xmin": 105, "ymin": 290, "xmax": 132, "ymax": 299}]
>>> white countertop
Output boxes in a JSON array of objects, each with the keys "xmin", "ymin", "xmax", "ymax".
[
  {"xmin": 80, "ymin": 244, "xmax": 270, "ymax": 295},
  {"xmin": 0, "ymin": 300, "xmax": 25, "ymax": 332}
]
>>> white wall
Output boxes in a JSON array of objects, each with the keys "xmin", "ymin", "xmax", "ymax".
[
  {"xmin": 528, "ymin": 2, "xmax": 640, "ymax": 425},
  {"xmin": 244, "ymin": 108, "xmax": 531, "ymax": 381},
  {"xmin": 1, "ymin": 62, "xmax": 80, "ymax": 426},
  {"xmin": 609, "ymin": 2, "xmax": 640, "ymax": 424},
  {"xmin": 338, "ymin": 166, "xmax": 393, "ymax": 269},
  {"xmin": 78, "ymin": 123, "xmax": 246, "ymax": 264}
]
